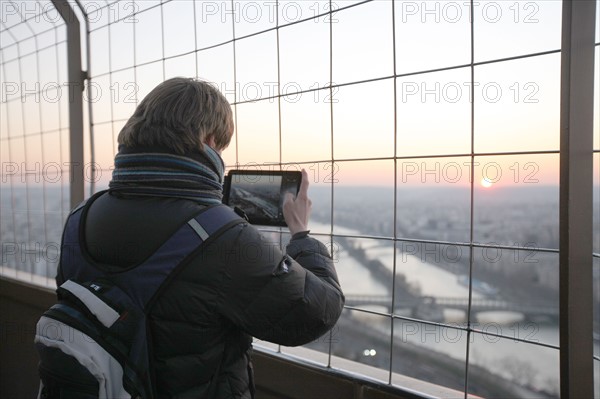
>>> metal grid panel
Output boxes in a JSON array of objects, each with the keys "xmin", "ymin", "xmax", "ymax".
[
  {"xmin": 1, "ymin": 0, "xmax": 70, "ymax": 287},
  {"xmin": 1, "ymin": 0, "xmax": 598, "ymax": 397}
]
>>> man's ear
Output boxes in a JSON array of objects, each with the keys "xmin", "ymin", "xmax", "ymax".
[{"xmin": 203, "ymin": 135, "xmax": 221, "ymax": 153}]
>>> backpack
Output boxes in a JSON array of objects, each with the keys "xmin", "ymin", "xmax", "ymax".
[{"xmin": 34, "ymin": 191, "xmax": 243, "ymax": 398}]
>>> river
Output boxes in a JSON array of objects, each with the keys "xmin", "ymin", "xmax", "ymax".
[{"xmin": 307, "ymin": 221, "xmax": 596, "ymax": 396}]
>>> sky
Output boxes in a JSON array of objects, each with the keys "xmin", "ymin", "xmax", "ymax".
[{"xmin": 0, "ymin": 0, "xmax": 599, "ymax": 189}]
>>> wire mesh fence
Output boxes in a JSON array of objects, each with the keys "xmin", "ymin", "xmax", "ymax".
[
  {"xmin": 1, "ymin": 0, "xmax": 70, "ymax": 287},
  {"xmin": 1, "ymin": 1, "xmax": 599, "ymax": 398}
]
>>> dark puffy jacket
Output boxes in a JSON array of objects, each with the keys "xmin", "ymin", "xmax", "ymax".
[{"xmin": 56, "ymin": 192, "xmax": 344, "ymax": 398}]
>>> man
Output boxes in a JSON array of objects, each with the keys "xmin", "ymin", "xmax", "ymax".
[{"xmin": 56, "ymin": 77, "xmax": 344, "ymax": 398}]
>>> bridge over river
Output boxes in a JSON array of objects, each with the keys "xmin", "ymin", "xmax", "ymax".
[{"xmin": 344, "ymin": 295, "xmax": 559, "ymax": 322}]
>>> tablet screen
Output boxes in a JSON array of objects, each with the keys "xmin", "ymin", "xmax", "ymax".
[{"xmin": 224, "ymin": 170, "xmax": 302, "ymax": 226}]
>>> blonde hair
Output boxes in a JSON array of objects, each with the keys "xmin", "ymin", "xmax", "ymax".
[{"xmin": 118, "ymin": 77, "xmax": 233, "ymax": 154}]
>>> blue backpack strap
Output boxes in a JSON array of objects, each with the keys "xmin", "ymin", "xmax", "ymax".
[
  {"xmin": 187, "ymin": 204, "xmax": 244, "ymax": 241},
  {"xmin": 57, "ymin": 190, "xmax": 110, "ymax": 286},
  {"xmin": 62, "ymin": 193, "xmax": 245, "ymax": 309},
  {"xmin": 70, "ymin": 189, "xmax": 108, "ymax": 215},
  {"xmin": 58, "ymin": 204, "xmax": 244, "ymax": 318},
  {"xmin": 140, "ymin": 204, "xmax": 245, "ymax": 309},
  {"xmin": 105, "ymin": 203, "xmax": 245, "ymax": 309}
]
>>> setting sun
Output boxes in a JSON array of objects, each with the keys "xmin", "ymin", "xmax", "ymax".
[{"xmin": 480, "ymin": 178, "xmax": 494, "ymax": 188}]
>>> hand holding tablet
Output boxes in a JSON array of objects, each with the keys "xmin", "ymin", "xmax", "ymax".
[{"xmin": 223, "ymin": 169, "xmax": 305, "ymax": 228}]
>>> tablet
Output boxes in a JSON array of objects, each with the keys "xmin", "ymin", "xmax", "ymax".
[{"xmin": 223, "ymin": 169, "xmax": 302, "ymax": 226}]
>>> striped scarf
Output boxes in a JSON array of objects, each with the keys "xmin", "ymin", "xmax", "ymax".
[{"xmin": 109, "ymin": 145, "xmax": 225, "ymax": 205}]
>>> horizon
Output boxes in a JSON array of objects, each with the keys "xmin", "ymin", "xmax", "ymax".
[{"xmin": 1, "ymin": 180, "xmax": 598, "ymax": 190}]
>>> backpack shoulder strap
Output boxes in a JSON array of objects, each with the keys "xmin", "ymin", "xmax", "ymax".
[
  {"xmin": 127, "ymin": 204, "xmax": 245, "ymax": 309},
  {"xmin": 61, "ymin": 202, "xmax": 245, "ymax": 311},
  {"xmin": 139, "ymin": 204, "xmax": 245, "ymax": 311},
  {"xmin": 186, "ymin": 204, "xmax": 245, "ymax": 242},
  {"xmin": 70, "ymin": 189, "xmax": 108, "ymax": 215}
]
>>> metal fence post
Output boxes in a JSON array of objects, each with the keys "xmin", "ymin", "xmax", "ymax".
[
  {"xmin": 559, "ymin": 0, "xmax": 597, "ymax": 398},
  {"xmin": 50, "ymin": 0, "xmax": 85, "ymax": 208}
]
